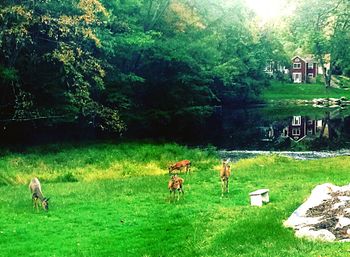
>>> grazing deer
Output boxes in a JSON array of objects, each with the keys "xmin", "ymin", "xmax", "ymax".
[
  {"xmin": 29, "ymin": 178, "xmax": 49, "ymax": 211},
  {"xmin": 168, "ymin": 175, "xmax": 184, "ymax": 200},
  {"xmin": 220, "ymin": 159, "xmax": 231, "ymax": 197},
  {"xmin": 168, "ymin": 160, "xmax": 191, "ymax": 174}
]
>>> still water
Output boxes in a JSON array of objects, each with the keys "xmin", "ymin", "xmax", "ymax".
[{"xmin": 191, "ymin": 104, "xmax": 350, "ymax": 151}]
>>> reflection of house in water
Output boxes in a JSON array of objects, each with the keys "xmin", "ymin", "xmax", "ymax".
[
  {"xmin": 259, "ymin": 126, "xmax": 275, "ymax": 142},
  {"xmin": 281, "ymin": 116, "xmax": 329, "ymax": 142}
]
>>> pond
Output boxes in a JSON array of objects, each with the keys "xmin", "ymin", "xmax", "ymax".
[{"xmin": 188, "ymin": 104, "xmax": 350, "ymax": 151}]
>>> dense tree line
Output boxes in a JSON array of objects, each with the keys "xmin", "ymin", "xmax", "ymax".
[
  {"xmin": 1, "ymin": 0, "xmax": 348, "ymax": 142},
  {"xmin": 0, "ymin": 0, "xmax": 279, "ymax": 141}
]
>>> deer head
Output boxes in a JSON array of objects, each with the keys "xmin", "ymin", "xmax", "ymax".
[{"xmin": 42, "ymin": 198, "xmax": 50, "ymax": 211}]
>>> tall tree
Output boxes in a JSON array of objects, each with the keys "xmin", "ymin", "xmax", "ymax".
[
  {"xmin": 291, "ymin": 0, "xmax": 350, "ymax": 87},
  {"xmin": 0, "ymin": 0, "xmax": 125, "ymax": 133}
]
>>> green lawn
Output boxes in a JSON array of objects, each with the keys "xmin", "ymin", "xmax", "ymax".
[
  {"xmin": 1, "ymin": 143, "xmax": 350, "ymax": 256},
  {"xmin": 262, "ymin": 80, "xmax": 350, "ymax": 101}
]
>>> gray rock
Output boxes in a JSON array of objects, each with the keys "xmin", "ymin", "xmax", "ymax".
[{"xmin": 295, "ymin": 227, "xmax": 336, "ymax": 242}]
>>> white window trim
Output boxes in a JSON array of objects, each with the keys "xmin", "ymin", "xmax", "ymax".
[
  {"xmin": 308, "ymin": 63, "xmax": 314, "ymax": 69},
  {"xmin": 292, "ymin": 128, "xmax": 301, "ymax": 136},
  {"xmin": 293, "ymin": 72, "xmax": 302, "ymax": 83},
  {"xmin": 292, "ymin": 116, "xmax": 302, "ymax": 126},
  {"xmin": 308, "ymin": 73, "xmax": 314, "ymax": 77},
  {"xmin": 293, "ymin": 63, "xmax": 301, "ymax": 69}
]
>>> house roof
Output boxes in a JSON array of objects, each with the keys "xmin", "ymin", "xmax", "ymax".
[
  {"xmin": 292, "ymin": 55, "xmax": 318, "ymax": 63},
  {"xmin": 291, "ymin": 56, "xmax": 306, "ymax": 62}
]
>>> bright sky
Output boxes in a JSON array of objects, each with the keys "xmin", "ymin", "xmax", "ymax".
[{"xmin": 244, "ymin": 0, "xmax": 295, "ymax": 23}]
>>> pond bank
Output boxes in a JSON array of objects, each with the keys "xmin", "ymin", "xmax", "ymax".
[
  {"xmin": 266, "ymin": 97, "xmax": 350, "ymax": 108},
  {"xmin": 219, "ymin": 149, "xmax": 350, "ymax": 162}
]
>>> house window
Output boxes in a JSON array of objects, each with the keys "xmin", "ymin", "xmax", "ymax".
[
  {"xmin": 292, "ymin": 128, "xmax": 301, "ymax": 136},
  {"xmin": 293, "ymin": 63, "xmax": 301, "ymax": 69},
  {"xmin": 292, "ymin": 116, "xmax": 301, "ymax": 126},
  {"xmin": 308, "ymin": 127, "xmax": 314, "ymax": 134},
  {"xmin": 308, "ymin": 63, "xmax": 314, "ymax": 69},
  {"xmin": 293, "ymin": 72, "xmax": 302, "ymax": 83},
  {"xmin": 308, "ymin": 73, "xmax": 314, "ymax": 78}
]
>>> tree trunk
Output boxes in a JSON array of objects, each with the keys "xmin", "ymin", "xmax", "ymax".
[{"xmin": 318, "ymin": 55, "xmax": 331, "ymax": 88}]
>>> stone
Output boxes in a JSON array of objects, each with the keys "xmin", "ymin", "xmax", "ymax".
[
  {"xmin": 295, "ymin": 227, "xmax": 336, "ymax": 242},
  {"xmin": 284, "ymin": 183, "xmax": 350, "ymax": 242},
  {"xmin": 336, "ymin": 217, "xmax": 350, "ymax": 228}
]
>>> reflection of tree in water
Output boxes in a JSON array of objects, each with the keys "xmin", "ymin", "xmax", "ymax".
[
  {"xmin": 221, "ymin": 107, "xmax": 265, "ymax": 150},
  {"xmin": 180, "ymin": 106, "xmax": 350, "ymax": 151},
  {"xmin": 233, "ymin": 108, "xmax": 350, "ymax": 150},
  {"xmin": 319, "ymin": 111, "xmax": 330, "ymax": 139},
  {"xmin": 320, "ymin": 111, "xmax": 350, "ymax": 149}
]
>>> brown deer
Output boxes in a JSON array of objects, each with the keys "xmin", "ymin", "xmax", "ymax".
[
  {"xmin": 29, "ymin": 178, "xmax": 49, "ymax": 211},
  {"xmin": 168, "ymin": 175, "xmax": 184, "ymax": 200},
  {"xmin": 168, "ymin": 160, "xmax": 191, "ymax": 174},
  {"xmin": 220, "ymin": 159, "xmax": 231, "ymax": 197}
]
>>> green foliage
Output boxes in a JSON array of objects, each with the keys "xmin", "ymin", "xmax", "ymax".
[
  {"xmin": 0, "ymin": 66, "xmax": 18, "ymax": 82},
  {"xmin": 0, "ymin": 0, "xmax": 292, "ymax": 139},
  {"xmin": 289, "ymin": 0, "xmax": 350, "ymax": 86},
  {"xmin": 0, "ymin": 0, "xmax": 124, "ymax": 133}
]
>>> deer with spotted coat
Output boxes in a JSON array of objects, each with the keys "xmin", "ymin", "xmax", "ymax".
[
  {"xmin": 168, "ymin": 160, "xmax": 191, "ymax": 174},
  {"xmin": 168, "ymin": 174, "xmax": 184, "ymax": 200}
]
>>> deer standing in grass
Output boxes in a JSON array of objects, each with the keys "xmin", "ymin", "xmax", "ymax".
[
  {"xmin": 29, "ymin": 178, "xmax": 50, "ymax": 211},
  {"xmin": 168, "ymin": 175, "xmax": 184, "ymax": 200},
  {"xmin": 168, "ymin": 160, "xmax": 191, "ymax": 174},
  {"xmin": 220, "ymin": 159, "xmax": 231, "ymax": 197}
]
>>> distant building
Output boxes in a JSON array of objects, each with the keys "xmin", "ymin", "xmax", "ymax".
[
  {"xmin": 259, "ymin": 126, "xmax": 275, "ymax": 142},
  {"xmin": 291, "ymin": 56, "xmax": 318, "ymax": 83}
]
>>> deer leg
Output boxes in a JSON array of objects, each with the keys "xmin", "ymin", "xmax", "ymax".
[
  {"xmin": 32, "ymin": 195, "xmax": 38, "ymax": 211},
  {"xmin": 226, "ymin": 179, "xmax": 229, "ymax": 193},
  {"xmin": 221, "ymin": 180, "xmax": 224, "ymax": 197},
  {"xmin": 34, "ymin": 198, "xmax": 39, "ymax": 211}
]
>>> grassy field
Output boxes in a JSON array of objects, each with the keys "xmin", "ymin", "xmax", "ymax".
[
  {"xmin": 1, "ymin": 142, "xmax": 350, "ymax": 256},
  {"xmin": 262, "ymin": 80, "xmax": 350, "ymax": 101}
]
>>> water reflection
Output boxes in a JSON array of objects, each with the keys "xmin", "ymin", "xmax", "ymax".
[
  {"xmin": 203, "ymin": 105, "xmax": 350, "ymax": 150},
  {"xmin": 265, "ymin": 115, "xmax": 329, "ymax": 142}
]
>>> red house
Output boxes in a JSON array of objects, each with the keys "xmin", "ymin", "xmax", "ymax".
[{"xmin": 291, "ymin": 56, "xmax": 318, "ymax": 83}]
